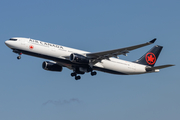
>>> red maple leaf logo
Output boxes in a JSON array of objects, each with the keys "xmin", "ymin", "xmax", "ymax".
[
  {"xmin": 145, "ymin": 53, "xmax": 156, "ymax": 65},
  {"xmin": 29, "ymin": 45, "xmax": 34, "ymax": 49},
  {"xmin": 147, "ymin": 55, "xmax": 155, "ymax": 62}
]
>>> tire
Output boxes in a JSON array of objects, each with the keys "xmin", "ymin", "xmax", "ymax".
[
  {"xmin": 75, "ymin": 76, "xmax": 81, "ymax": 80},
  {"xmin": 71, "ymin": 73, "xmax": 76, "ymax": 77},
  {"xmin": 17, "ymin": 56, "xmax": 21, "ymax": 59},
  {"xmin": 91, "ymin": 71, "xmax": 97, "ymax": 76}
]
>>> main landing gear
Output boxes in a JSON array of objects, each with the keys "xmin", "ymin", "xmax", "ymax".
[
  {"xmin": 91, "ymin": 71, "xmax": 97, "ymax": 76},
  {"xmin": 71, "ymin": 72, "xmax": 81, "ymax": 80},
  {"xmin": 71, "ymin": 71, "xmax": 97, "ymax": 80}
]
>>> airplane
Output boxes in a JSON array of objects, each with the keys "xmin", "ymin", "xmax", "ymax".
[{"xmin": 5, "ymin": 37, "xmax": 174, "ymax": 80}]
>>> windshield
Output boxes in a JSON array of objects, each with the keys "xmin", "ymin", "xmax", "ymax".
[{"xmin": 9, "ymin": 38, "xmax": 17, "ymax": 41}]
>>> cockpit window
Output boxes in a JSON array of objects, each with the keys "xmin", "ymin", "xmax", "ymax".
[{"xmin": 9, "ymin": 38, "xmax": 17, "ymax": 41}]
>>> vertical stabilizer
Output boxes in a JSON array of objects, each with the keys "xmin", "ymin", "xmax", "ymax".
[{"xmin": 135, "ymin": 45, "xmax": 163, "ymax": 67}]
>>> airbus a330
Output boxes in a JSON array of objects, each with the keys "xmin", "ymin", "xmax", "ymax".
[{"xmin": 5, "ymin": 37, "xmax": 174, "ymax": 80}]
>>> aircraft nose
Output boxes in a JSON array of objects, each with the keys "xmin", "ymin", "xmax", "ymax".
[
  {"xmin": 5, "ymin": 41, "xmax": 8, "ymax": 45},
  {"xmin": 5, "ymin": 40, "xmax": 11, "ymax": 48},
  {"xmin": 5, "ymin": 40, "xmax": 9, "ymax": 46}
]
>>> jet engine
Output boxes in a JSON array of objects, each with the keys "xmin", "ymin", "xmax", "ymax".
[
  {"xmin": 70, "ymin": 53, "xmax": 89, "ymax": 64},
  {"xmin": 42, "ymin": 61, "xmax": 63, "ymax": 72}
]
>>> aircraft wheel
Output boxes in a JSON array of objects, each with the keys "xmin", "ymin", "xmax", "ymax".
[
  {"xmin": 91, "ymin": 71, "xmax": 97, "ymax": 76},
  {"xmin": 75, "ymin": 76, "xmax": 81, "ymax": 80},
  {"xmin": 71, "ymin": 72, "xmax": 77, "ymax": 77},
  {"xmin": 17, "ymin": 56, "xmax": 21, "ymax": 60}
]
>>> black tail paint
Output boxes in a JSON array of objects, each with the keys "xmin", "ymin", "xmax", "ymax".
[{"xmin": 135, "ymin": 45, "xmax": 163, "ymax": 67}]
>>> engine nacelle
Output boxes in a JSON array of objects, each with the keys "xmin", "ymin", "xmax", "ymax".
[
  {"xmin": 70, "ymin": 53, "xmax": 89, "ymax": 64},
  {"xmin": 42, "ymin": 61, "xmax": 63, "ymax": 72}
]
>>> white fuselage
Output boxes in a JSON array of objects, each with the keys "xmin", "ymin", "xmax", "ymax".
[{"xmin": 5, "ymin": 37, "xmax": 150, "ymax": 75}]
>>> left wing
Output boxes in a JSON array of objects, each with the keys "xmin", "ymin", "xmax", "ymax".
[{"xmin": 86, "ymin": 38, "xmax": 156, "ymax": 62}]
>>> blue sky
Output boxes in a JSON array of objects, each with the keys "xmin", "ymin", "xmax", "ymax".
[{"xmin": 1, "ymin": 0, "xmax": 179, "ymax": 120}]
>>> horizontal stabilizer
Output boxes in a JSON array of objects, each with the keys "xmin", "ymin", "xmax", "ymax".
[{"xmin": 146, "ymin": 64, "xmax": 175, "ymax": 71}]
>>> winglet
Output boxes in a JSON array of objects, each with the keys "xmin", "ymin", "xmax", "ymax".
[{"xmin": 149, "ymin": 38, "xmax": 157, "ymax": 43}]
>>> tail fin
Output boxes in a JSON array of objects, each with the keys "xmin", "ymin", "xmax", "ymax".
[{"xmin": 135, "ymin": 45, "xmax": 163, "ymax": 67}]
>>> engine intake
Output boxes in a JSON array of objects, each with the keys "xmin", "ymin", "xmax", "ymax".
[
  {"xmin": 42, "ymin": 61, "xmax": 63, "ymax": 72},
  {"xmin": 70, "ymin": 53, "xmax": 89, "ymax": 64}
]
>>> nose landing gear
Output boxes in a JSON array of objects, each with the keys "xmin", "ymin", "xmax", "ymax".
[
  {"xmin": 13, "ymin": 50, "xmax": 22, "ymax": 60},
  {"xmin": 17, "ymin": 53, "xmax": 22, "ymax": 60}
]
